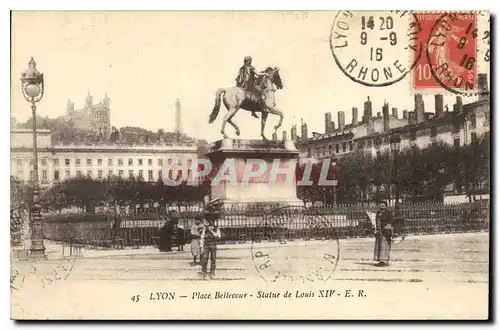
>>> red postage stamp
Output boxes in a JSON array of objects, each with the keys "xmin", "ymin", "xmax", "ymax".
[{"xmin": 413, "ymin": 12, "xmax": 478, "ymax": 94}]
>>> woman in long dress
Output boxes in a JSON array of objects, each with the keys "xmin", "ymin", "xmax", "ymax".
[{"xmin": 190, "ymin": 216, "xmax": 204, "ymax": 264}]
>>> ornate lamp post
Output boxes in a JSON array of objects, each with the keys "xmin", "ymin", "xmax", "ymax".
[
  {"xmin": 389, "ymin": 134, "xmax": 401, "ymax": 204},
  {"xmin": 20, "ymin": 57, "xmax": 46, "ymax": 257}
]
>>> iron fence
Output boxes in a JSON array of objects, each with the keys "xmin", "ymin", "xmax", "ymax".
[{"xmin": 43, "ymin": 201, "xmax": 489, "ymax": 249}]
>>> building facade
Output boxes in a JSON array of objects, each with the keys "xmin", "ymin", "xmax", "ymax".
[
  {"xmin": 11, "ymin": 129, "xmax": 199, "ymax": 187},
  {"xmin": 295, "ymin": 74, "xmax": 490, "ymax": 161}
]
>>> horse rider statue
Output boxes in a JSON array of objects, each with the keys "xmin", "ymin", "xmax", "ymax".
[
  {"xmin": 209, "ymin": 56, "xmax": 284, "ymax": 140},
  {"xmin": 235, "ymin": 56, "xmax": 269, "ymax": 119}
]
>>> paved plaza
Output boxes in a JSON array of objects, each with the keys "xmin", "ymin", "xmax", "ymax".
[{"xmin": 11, "ymin": 232, "xmax": 489, "ymax": 319}]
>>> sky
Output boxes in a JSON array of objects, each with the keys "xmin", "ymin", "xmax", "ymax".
[{"xmin": 11, "ymin": 11, "xmax": 487, "ymax": 142}]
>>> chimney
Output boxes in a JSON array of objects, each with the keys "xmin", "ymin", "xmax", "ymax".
[
  {"xmin": 352, "ymin": 107, "xmax": 358, "ymax": 126},
  {"xmin": 330, "ymin": 121, "xmax": 336, "ymax": 132},
  {"xmin": 338, "ymin": 111, "xmax": 345, "ymax": 131},
  {"xmin": 435, "ymin": 94, "xmax": 444, "ymax": 118},
  {"xmin": 363, "ymin": 96, "xmax": 372, "ymax": 123},
  {"xmin": 453, "ymin": 96, "xmax": 464, "ymax": 113},
  {"xmin": 291, "ymin": 125, "xmax": 297, "ymax": 141},
  {"xmin": 408, "ymin": 111, "xmax": 417, "ymax": 125},
  {"xmin": 301, "ymin": 119, "xmax": 308, "ymax": 140},
  {"xmin": 415, "ymin": 94, "xmax": 425, "ymax": 123},
  {"xmin": 478, "ymin": 73, "xmax": 489, "ymax": 102},
  {"xmin": 367, "ymin": 118, "xmax": 375, "ymax": 135},
  {"xmin": 392, "ymin": 107, "xmax": 398, "ymax": 119},
  {"xmin": 325, "ymin": 112, "xmax": 332, "ymax": 133},
  {"xmin": 282, "ymin": 130, "xmax": 287, "ymax": 141},
  {"xmin": 377, "ymin": 112, "xmax": 382, "ymax": 118},
  {"xmin": 403, "ymin": 110, "xmax": 408, "ymax": 120},
  {"xmin": 383, "ymin": 102, "xmax": 390, "ymax": 132},
  {"xmin": 272, "ymin": 131, "xmax": 278, "ymax": 141}
]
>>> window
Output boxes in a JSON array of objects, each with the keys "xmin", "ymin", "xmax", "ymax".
[
  {"xmin": 454, "ymin": 138, "xmax": 460, "ymax": 148},
  {"xmin": 342, "ymin": 142, "xmax": 347, "ymax": 152},
  {"xmin": 118, "ymin": 170, "xmax": 124, "ymax": 177},
  {"xmin": 97, "ymin": 159, "xmax": 103, "ymax": 166},
  {"xmin": 168, "ymin": 158, "xmax": 172, "ymax": 165},
  {"xmin": 148, "ymin": 170, "xmax": 153, "ymax": 181},
  {"xmin": 129, "ymin": 170, "xmax": 134, "ymax": 178},
  {"xmin": 29, "ymin": 171, "xmax": 34, "ymax": 181},
  {"xmin": 17, "ymin": 159, "xmax": 23, "ymax": 166},
  {"xmin": 76, "ymin": 159, "xmax": 81, "ymax": 166},
  {"xmin": 471, "ymin": 132, "xmax": 478, "ymax": 144},
  {"xmin": 148, "ymin": 159, "xmax": 153, "ymax": 166},
  {"xmin": 177, "ymin": 158, "xmax": 182, "ymax": 166},
  {"xmin": 65, "ymin": 170, "xmax": 70, "ymax": 178},
  {"xmin": 54, "ymin": 170, "xmax": 60, "ymax": 181},
  {"xmin": 65, "ymin": 159, "xmax": 70, "ymax": 166},
  {"xmin": 41, "ymin": 158, "xmax": 47, "ymax": 166},
  {"xmin": 158, "ymin": 170, "xmax": 163, "ymax": 180},
  {"xmin": 367, "ymin": 140, "xmax": 372, "ymax": 148},
  {"xmin": 138, "ymin": 170, "xmax": 144, "ymax": 178},
  {"xmin": 187, "ymin": 169, "xmax": 192, "ymax": 180},
  {"xmin": 29, "ymin": 159, "xmax": 33, "ymax": 165},
  {"xmin": 485, "ymin": 112, "xmax": 490, "ymax": 126},
  {"xmin": 376, "ymin": 151, "xmax": 381, "ymax": 158},
  {"xmin": 158, "ymin": 158, "xmax": 163, "ymax": 166},
  {"xmin": 42, "ymin": 170, "xmax": 47, "ymax": 180},
  {"xmin": 335, "ymin": 144, "xmax": 340, "ymax": 153},
  {"xmin": 87, "ymin": 158, "xmax": 92, "ymax": 165},
  {"xmin": 470, "ymin": 114, "xmax": 476, "ymax": 128},
  {"xmin": 349, "ymin": 141, "xmax": 353, "ymax": 151},
  {"xmin": 53, "ymin": 158, "xmax": 59, "ymax": 166},
  {"xmin": 108, "ymin": 170, "xmax": 113, "ymax": 177},
  {"xmin": 168, "ymin": 170, "xmax": 173, "ymax": 180},
  {"xmin": 431, "ymin": 126, "xmax": 437, "ymax": 137},
  {"xmin": 118, "ymin": 159, "xmax": 123, "ymax": 166},
  {"xmin": 87, "ymin": 170, "xmax": 92, "ymax": 178},
  {"xmin": 128, "ymin": 159, "xmax": 133, "ymax": 166},
  {"xmin": 76, "ymin": 170, "xmax": 82, "ymax": 177},
  {"xmin": 108, "ymin": 159, "xmax": 113, "ymax": 166},
  {"xmin": 178, "ymin": 170, "xmax": 183, "ymax": 180},
  {"xmin": 138, "ymin": 159, "xmax": 143, "ymax": 166},
  {"xmin": 187, "ymin": 159, "xmax": 192, "ymax": 167},
  {"xmin": 98, "ymin": 170, "xmax": 103, "ymax": 179}
]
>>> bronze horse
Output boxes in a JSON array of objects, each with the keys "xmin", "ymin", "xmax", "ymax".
[{"xmin": 208, "ymin": 67, "xmax": 284, "ymax": 140}]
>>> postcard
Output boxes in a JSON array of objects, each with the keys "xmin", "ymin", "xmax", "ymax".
[{"xmin": 10, "ymin": 10, "xmax": 490, "ymax": 320}]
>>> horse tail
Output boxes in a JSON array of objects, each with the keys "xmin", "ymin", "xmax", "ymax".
[{"xmin": 209, "ymin": 88, "xmax": 226, "ymax": 124}]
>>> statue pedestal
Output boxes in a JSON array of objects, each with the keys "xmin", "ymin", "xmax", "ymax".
[{"xmin": 206, "ymin": 138, "xmax": 303, "ymax": 210}]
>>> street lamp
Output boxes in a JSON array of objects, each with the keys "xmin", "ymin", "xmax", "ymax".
[
  {"xmin": 389, "ymin": 134, "xmax": 401, "ymax": 204},
  {"xmin": 20, "ymin": 57, "xmax": 46, "ymax": 258}
]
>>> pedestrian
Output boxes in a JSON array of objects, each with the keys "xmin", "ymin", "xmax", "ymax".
[
  {"xmin": 190, "ymin": 216, "xmax": 204, "ymax": 265},
  {"xmin": 172, "ymin": 218, "xmax": 186, "ymax": 251},
  {"xmin": 374, "ymin": 201, "xmax": 394, "ymax": 267},
  {"xmin": 158, "ymin": 214, "xmax": 174, "ymax": 252},
  {"xmin": 200, "ymin": 215, "xmax": 221, "ymax": 280}
]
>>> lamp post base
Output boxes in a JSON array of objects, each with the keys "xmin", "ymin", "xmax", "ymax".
[{"xmin": 30, "ymin": 241, "xmax": 46, "ymax": 259}]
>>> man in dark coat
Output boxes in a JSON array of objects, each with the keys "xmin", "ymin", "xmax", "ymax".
[
  {"xmin": 158, "ymin": 215, "xmax": 175, "ymax": 252},
  {"xmin": 373, "ymin": 202, "xmax": 394, "ymax": 267}
]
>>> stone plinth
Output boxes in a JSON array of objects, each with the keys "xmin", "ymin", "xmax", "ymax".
[{"xmin": 205, "ymin": 139, "xmax": 303, "ymax": 210}]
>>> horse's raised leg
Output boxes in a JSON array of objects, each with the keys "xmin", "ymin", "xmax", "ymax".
[
  {"xmin": 227, "ymin": 111, "xmax": 240, "ymax": 136},
  {"xmin": 260, "ymin": 111, "xmax": 269, "ymax": 140},
  {"xmin": 267, "ymin": 107, "xmax": 284, "ymax": 130},
  {"xmin": 221, "ymin": 106, "xmax": 238, "ymax": 139}
]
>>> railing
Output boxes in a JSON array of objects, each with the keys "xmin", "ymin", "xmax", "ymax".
[{"xmin": 42, "ymin": 201, "xmax": 489, "ymax": 249}]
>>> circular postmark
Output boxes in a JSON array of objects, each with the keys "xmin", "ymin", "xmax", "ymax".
[
  {"xmin": 330, "ymin": 11, "xmax": 422, "ymax": 87},
  {"xmin": 11, "ymin": 256, "xmax": 77, "ymax": 291},
  {"xmin": 426, "ymin": 12, "xmax": 489, "ymax": 96},
  {"xmin": 250, "ymin": 206, "xmax": 340, "ymax": 283}
]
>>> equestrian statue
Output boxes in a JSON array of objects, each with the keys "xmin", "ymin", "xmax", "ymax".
[{"xmin": 208, "ymin": 56, "xmax": 284, "ymax": 140}]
